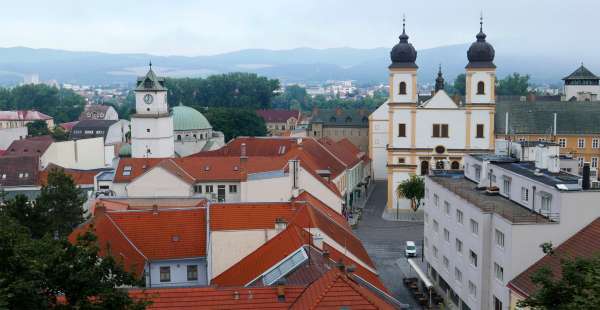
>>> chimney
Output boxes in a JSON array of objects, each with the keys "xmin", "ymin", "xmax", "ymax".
[
  {"xmin": 583, "ymin": 163, "xmax": 591, "ymax": 190},
  {"xmin": 527, "ymin": 93, "xmax": 536, "ymax": 103},
  {"xmin": 233, "ymin": 291, "xmax": 240, "ymax": 300},
  {"xmin": 240, "ymin": 143, "xmax": 247, "ymax": 160},
  {"xmin": 94, "ymin": 202, "xmax": 106, "ymax": 216},
  {"xmin": 276, "ymin": 280, "xmax": 286, "ymax": 302},
  {"xmin": 275, "ymin": 218, "xmax": 287, "ymax": 232},
  {"xmin": 152, "ymin": 204, "xmax": 159, "ymax": 214}
]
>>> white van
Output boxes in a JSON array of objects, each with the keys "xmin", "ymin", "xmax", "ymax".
[{"xmin": 405, "ymin": 241, "xmax": 417, "ymax": 257}]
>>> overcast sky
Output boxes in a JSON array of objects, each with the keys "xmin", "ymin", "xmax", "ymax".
[{"xmin": 1, "ymin": 0, "xmax": 596, "ymax": 57}]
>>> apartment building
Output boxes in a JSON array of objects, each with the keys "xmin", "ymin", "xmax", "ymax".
[{"xmin": 423, "ymin": 145, "xmax": 600, "ymax": 310}]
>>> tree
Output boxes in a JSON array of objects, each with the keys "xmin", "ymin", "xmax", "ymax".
[
  {"xmin": 51, "ymin": 126, "xmax": 68, "ymax": 141},
  {"xmin": 204, "ymin": 108, "xmax": 267, "ymax": 141},
  {"xmin": 517, "ymin": 243, "xmax": 600, "ymax": 309},
  {"xmin": 35, "ymin": 168, "xmax": 86, "ymax": 238},
  {"xmin": 1, "ymin": 84, "xmax": 86, "ymax": 123},
  {"xmin": 27, "ymin": 120, "xmax": 51, "ymax": 136},
  {"xmin": 0, "ymin": 215, "xmax": 149, "ymax": 309},
  {"xmin": 396, "ymin": 175, "xmax": 425, "ymax": 212},
  {"xmin": 451, "ymin": 74, "xmax": 466, "ymax": 95},
  {"xmin": 496, "ymin": 73, "xmax": 530, "ymax": 96},
  {"xmin": 0, "ymin": 194, "xmax": 49, "ymax": 239}
]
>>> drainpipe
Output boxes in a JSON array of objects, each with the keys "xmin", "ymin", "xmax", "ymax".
[{"xmin": 206, "ymin": 201, "xmax": 212, "ymax": 283}]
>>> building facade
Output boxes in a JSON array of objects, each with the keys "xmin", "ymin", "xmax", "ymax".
[
  {"xmin": 79, "ymin": 104, "xmax": 119, "ymax": 121},
  {"xmin": 306, "ymin": 108, "xmax": 370, "ymax": 152},
  {"xmin": 562, "ymin": 64, "xmax": 600, "ymax": 101},
  {"xmin": 256, "ymin": 109, "xmax": 301, "ymax": 136},
  {"xmin": 0, "ymin": 110, "xmax": 54, "ymax": 129}
]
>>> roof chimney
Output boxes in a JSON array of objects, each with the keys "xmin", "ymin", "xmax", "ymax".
[
  {"xmin": 276, "ymin": 280, "xmax": 286, "ymax": 302},
  {"xmin": 583, "ymin": 163, "xmax": 591, "ymax": 190},
  {"xmin": 275, "ymin": 218, "xmax": 287, "ymax": 232},
  {"xmin": 240, "ymin": 143, "xmax": 247, "ymax": 160},
  {"xmin": 152, "ymin": 204, "xmax": 159, "ymax": 214},
  {"xmin": 94, "ymin": 202, "xmax": 106, "ymax": 215}
]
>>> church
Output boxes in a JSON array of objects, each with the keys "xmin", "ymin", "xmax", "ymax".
[
  {"xmin": 127, "ymin": 64, "xmax": 224, "ymax": 158},
  {"xmin": 369, "ymin": 19, "xmax": 496, "ymax": 219}
]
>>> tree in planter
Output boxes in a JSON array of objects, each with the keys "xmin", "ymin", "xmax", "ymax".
[
  {"xmin": 517, "ymin": 243, "xmax": 600, "ymax": 309},
  {"xmin": 396, "ymin": 175, "xmax": 425, "ymax": 212}
]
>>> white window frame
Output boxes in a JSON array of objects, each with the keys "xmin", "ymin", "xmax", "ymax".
[
  {"xmin": 559, "ymin": 138, "xmax": 567, "ymax": 148},
  {"xmin": 578, "ymin": 138, "xmax": 585, "ymax": 148},
  {"xmin": 444, "ymin": 201, "xmax": 451, "ymax": 216},
  {"xmin": 468, "ymin": 281, "xmax": 477, "ymax": 297},
  {"xmin": 456, "ymin": 238, "xmax": 463, "ymax": 254},
  {"xmin": 494, "ymin": 262, "xmax": 504, "ymax": 282},
  {"xmin": 456, "ymin": 209, "xmax": 464, "ymax": 224},
  {"xmin": 593, "ymin": 138, "xmax": 599, "ymax": 149},
  {"xmin": 469, "ymin": 250, "xmax": 478, "ymax": 267},
  {"xmin": 455, "ymin": 267, "xmax": 462, "ymax": 283},
  {"xmin": 495, "ymin": 229, "xmax": 505, "ymax": 249},
  {"xmin": 444, "ymin": 228, "xmax": 450, "ymax": 242},
  {"xmin": 470, "ymin": 219, "xmax": 479, "ymax": 236},
  {"xmin": 521, "ymin": 187, "xmax": 529, "ymax": 202},
  {"xmin": 592, "ymin": 157, "xmax": 598, "ymax": 169}
]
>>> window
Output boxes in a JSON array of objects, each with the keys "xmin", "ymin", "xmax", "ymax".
[
  {"xmin": 399, "ymin": 81, "xmax": 407, "ymax": 95},
  {"xmin": 476, "ymin": 124, "xmax": 485, "ymax": 138},
  {"xmin": 194, "ymin": 185, "xmax": 203, "ymax": 193},
  {"xmin": 432, "ymin": 124, "xmax": 449, "ymax": 138},
  {"xmin": 455, "ymin": 268, "xmax": 462, "ymax": 283},
  {"xmin": 468, "ymin": 281, "xmax": 477, "ymax": 297},
  {"xmin": 521, "ymin": 187, "xmax": 529, "ymax": 202},
  {"xmin": 559, "ymin": 138, "xmax": 567, "ymax": 148},
  {"xmin": 477, "ymin": 81, "xmax": 485, "ymax": 95},
  {"xmin": 205, "ymin": 185, "xmax": 213, "ymax": 193},
  {"xmin": 444, "ymin": 201, "xmax": 451, "ymax": 215},
  {"xmin": 593, "ymin": 138, "xmax": 599, "ymax": 149},
  {"xmin": 541, "ymin": 195, "xmax": 552, "ymax": 213},
  {"xmin": 159, "ymin": 266, "xmax": 171, "ymax": 282},
  {"xmin": 578, "ymin": 157, "xmax": 584, "ymax": 168},
  {"xmin": 398, "ymin": 157, "xmax": 405, "ymax": 164},
  {"xmin": 494, "ymin": 262, "xmax": 504, "ymax": 281},
  {"xmin": 433, "ymin": 220, "xmax": 439, "ymax": 232},
  {"xmin": 443, "ymin": 256, "xmax": 449, "ymax": 269},
  {"xmin": 187, "ymin": 265, "xmax": 198, "ymax": 281},
  {"xmin": 503, "ymin": 179, "xmax": 511, "ymax": 196},
  {"xmin": 433, "ymin": 194, "xmax": 439, "ymax": 207},
  {"xmin": 456, "ymin": 209, "xmax": 463, "ymax": 224},
  {"xmin": 146, "ymin": 128, "xmax": 150, "ymax": 133},
  {"xmin": 469, "ymin": 250, "xmax": 478, "ymax": 267},
  {"xmin": 592, "ymin": 157, "xmax": 598, "ymax": 168},
  {"xmin": 398, "ymin": 123, "xmax": 406, "ymax": 137},
  {"xmin": 123, "ymin": 165, "xmax": 132, "ymax": 176},
  {"xmin": 494, "ymin": 296, "xmax": 503, "ymax": 310},
  {"xmin": 455, "ymin": 238, "xmax": 463, "ymax": 254},
  {"xmin": 229, "ymin": 185, "xmax": 237, "ymax": 193},
  {"xmin": 470, "ymin": 219, "xmax": 479, "ymax": 235},
  {"xmin": 444, "ymin": 228, "xmax": 450, "ymax": 242},
  {"xmin": 495, "ymin": 229, "xmax": 505, "ymax": 248},
  {"xmin": 578, "ymin": 138, "xmax": 585, "ymax": 148},
  {"xmin": 433, "ymin": 246, "xmax": 438, "ymax": 258},
  {"xmin": 474, "ymin": 166, "xmax": 481, "ymax": 181}
]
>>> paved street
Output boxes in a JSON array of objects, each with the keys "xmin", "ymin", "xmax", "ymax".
[{"xmin": 354, "ymin": 180, "xmax": 424, "ymax": 309}]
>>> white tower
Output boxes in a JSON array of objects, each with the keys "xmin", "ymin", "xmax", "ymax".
[
  {"xmin": 465, "ymin": 16, "xmax": 496, "ymax": 105},
  {"xmin": 131, "ymin": 63, "xmax": 175, "ymax": 158}
]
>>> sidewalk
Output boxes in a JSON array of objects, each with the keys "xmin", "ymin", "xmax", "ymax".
[{"xmin": 348, "ymin": 183, "xmax": 376, "ymax": 227}]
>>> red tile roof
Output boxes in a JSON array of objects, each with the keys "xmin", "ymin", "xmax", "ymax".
[
  {"xmin": 323, "ymin": 243, "xmax": 388, "ymax": 293},
  {"xmin": 290, "ymin": 268, "xmax": 394, "ymax": 310},
  {"xmin": 508, "ymin": 217, "xmax": 600, "ymax": 298},
  {"xmin": 210, "ymin": 202, "xmax": 298, "ymax": 231},
  {"xmin": 0, "ymin": 110, "xmax": 53, "ymax": 121},
  {"xmin": 293, "ymin": 191, "xmax": 350, "ymax": 231},
  {"xmin": 5, "ymin": 135, "xmax": 53, "ymax": 157},
  {"xmin": 199, "ymin": 137, "xmax": 297, "ymax": 157},
  {"xmin": 59, "ymin": 121, "xmax": 79, "ymax": 131},
  {"xmin": 319, "ymin": 138, "xmax": 364, "ymax": 167},
  {"xmin": 256, "ymin": 109, "xmax": 300, "ymax": 123},
  {"xmin": 39, "ymin": 164, "xmax": 106, "ymax": 186},
  {"xmin": 113, "ymin": 158, "xmax": 163, "ymax": 183}
]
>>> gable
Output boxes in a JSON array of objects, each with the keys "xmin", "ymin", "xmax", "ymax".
[
  {"xmin": 420, "ymin": 90, "xmax": 458, "ymax": 109},
  {"xmin": 126, "ymin": 165, "xmax": 192, "ymax": 197}
]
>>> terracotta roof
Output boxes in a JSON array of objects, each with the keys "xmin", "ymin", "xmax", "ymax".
[
  {"xmin": 39, "ymin": 164, "xmax": 107, "ymax": 186},
  {"xmin": 58, "ymin": 121, "xmax": 79, "ymax": 131},
  {"xmin": 293, "ymin": 191, "xmax": 350, "ymax": 231},
  {"xmin": 318, "ymin": 138, "xmax": 363, "ymax": 168},
  {"xmin": 290, "ymin": 268, "xmax": 394, "ymax": 310},
  {"xmin": 94, "ymin": 198, "xmax": 207, "ymax": 213},
  {"xmin": 256, "ymin": 109, "xmax": 300, "ymax": 123},
  {"xmin": 200, "ymin": 137, "xmax": 297, "ymax": 157},
  {"xmin": 0, "ymin": 155, "xmax": 39, "ymax": 187},
  {"xmin": 210, "ymin": 202, "xmax": 298, "ymax": 231},
  {"xmin": 211, "ymin": 224, "xmax": 311, "ymax": 286},
  {"xmin": 0, "ymin": 110, "xmax": 52, "ymax": 121},
  {"xmin": 509, "ymin": 217, "xmax": 600, "ymax": 298},
  {"xmin": 128, "ymin": 286, "xmax": 306, "ymax": 309},
  {"xmin": 323, "ymin": 243, "xmax": 388, "ymax": 293},
  {"xmin": 5, "ymin": 135, "xmax": 53, "ymax": 156}
]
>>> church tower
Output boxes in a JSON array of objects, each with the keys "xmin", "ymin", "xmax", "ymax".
[
  {"xmin": 465, "ymin": 16, "xmax": 496, "ymax": 104},
  {"xmin": 388, "ymin": 17, "xmax": 418, "ymax": 104},
  {"xmin": 131, "ymin": 63, "xmax": 175, "ymax": 158}
]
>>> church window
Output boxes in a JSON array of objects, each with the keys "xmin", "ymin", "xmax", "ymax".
[
  {"xmin": 476, "ymin": 124, "xmax": 485, "ymax": 138},
  {"xmin": 144, "ymin": 78, "xmax": 153, "ymax": 89},
  {"xmin": 146, "ymin": 128, "xmax": 150, "ymax": 133},
  {"xmin": 193, "ymin": 134, "xmax": 197, "ymax": 139},
  {"xmin": 399, "ymin": 82, "xmax": 407, "ymax": 95},
  {"xmin": 477, "ymin": 81, "xmax": 485, "ymax": 95},
  {"xmin": 398, "ymin": 124, "xmax": 406, "ymax": 137},
  {"xmin": 177, "ymin": 135, "xmax": 182, "ymax": 141},
  {"xmin": 451, "ymin": 161, "xmax": 460, "ymax": 170},
  {"xmin": 433, "ymin": 124, "xmax": 449, "ymax": 138}
]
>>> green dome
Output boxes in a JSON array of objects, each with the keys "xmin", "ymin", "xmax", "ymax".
[
  {"xmin": 172, "ymin": 104, "xmax": 212, "ymax": 131},
  {"xmin": 119, "ymin": 143, "xmax": 131, "ymax": 157}
]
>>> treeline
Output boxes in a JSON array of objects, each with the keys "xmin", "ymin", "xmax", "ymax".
[
  {"xmin": 446, "ymin": 72, "xmax": 532, "ymax": 96},
  {"xmin": 0, "ymin": 84, "xmax": 86, "ymax": 123},
  {"xmin": 271, "ymin": 85, "xmax": 387, "ymax": 111}
]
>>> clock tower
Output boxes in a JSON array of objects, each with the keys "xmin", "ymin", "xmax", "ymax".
[{"xmin": 131, "ymin": 63, "xmax": 175, "ymax": 158}]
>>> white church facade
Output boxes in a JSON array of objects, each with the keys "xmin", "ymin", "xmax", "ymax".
[{"xmin": 369, "ymin": 19, "xmax": 496, "ymax": 219}]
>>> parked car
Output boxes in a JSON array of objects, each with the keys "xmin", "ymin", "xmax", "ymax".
[{"xmin": 405, "ymin": 241, "xmax": 417, "ymax": 257}]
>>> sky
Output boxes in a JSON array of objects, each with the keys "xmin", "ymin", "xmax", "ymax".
[{"xmin": 1, "ymin": 0, "xmax": 598, "ymax": 57}]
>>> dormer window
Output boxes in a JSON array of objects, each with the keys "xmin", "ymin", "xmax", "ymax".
[
  {"xmin": 123, "ymin": 165, "xmax": 132, "ymax": 176},
  {"xmin": 477, "ymin": 81, "xmax": 485, "ymax": 95},
  {"xmin": 399, "ymin": 82, "xmax": 407, "ymax": 95},
  {"xmin": 144, "ymin": 78, "xmax": 153, "ymax": 89}
]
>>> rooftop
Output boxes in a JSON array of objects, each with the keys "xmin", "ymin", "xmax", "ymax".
[
  {"xmin": 429, "ymin": 174, "xmax": 553, "ymax": 224},
  {"xmin": 0, "ymin": 110, "xmax": 53, "ymax": 121},
  {"xmin": 256, "ymin": 109, "xmax": 300, "ymax": 123},
  {"xmin": 4, "ymin": 135, "xmax": 53, "ymax": 157},
  {"xmin": 493, "ymin": 161, "xmax": 581, "ymax": 189}
]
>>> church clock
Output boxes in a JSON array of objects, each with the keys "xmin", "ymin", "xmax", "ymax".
[{"xmin": 143, "ymin": 94, "xmax": 154, "ymax": 104}]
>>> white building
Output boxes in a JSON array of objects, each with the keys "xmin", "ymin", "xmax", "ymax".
[
  {"xmin": 368, "ymin": 101, "xmax": 388, "ymax": 180},
  {"xmin": 131, "ymin": 64, "xmax": 175, "ymax": 158},
  {"xmin": 375, "ymin": 20, "xmax": 496, "ymax": 219},
  {"xmin": 562, "ymin": 64, "xmax": 600, "ymax": 101},
  {"xmin": 423, "ymin": 145, "xmax": 600, "ymax": 310}
]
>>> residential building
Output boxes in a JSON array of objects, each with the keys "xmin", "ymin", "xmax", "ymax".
[
  {"xmin": 0, "ymin": 110, "xmax": 54, "ymax": 129},
  {"xmin": 423, "ymin": 145, "xmax": 600, "ymax": 310},
  {"xmin": 306, "ymin": 107, "xmax": 370, "ymax": 152},
  {"xmin": 256, "ymin": 109, "xmax": 301, "ymax": 136},
  {"xmin": 372, "ymin": 19, "xmax": 495, "ymax": 219},
  {"xmin": 562, "ymin": 64, "xmax": 600, "ymax": 101},
  {"xmin": 369, "ymin": 101, "xmax": 388, "ymax": 180},
  {"xmin": 172, "ymin": 103, "xmax": 224, "ymax": 156},
  {"xmin": 130, "ymin": 64, "xmax": 174, "ymax": 158},
  {"xmin": 70, "ymin": 119, "xmax": 129, "ymax": 145},
  {"xmin": 79, "ymin": 104, "xmax": 119, "ymax": 121}
]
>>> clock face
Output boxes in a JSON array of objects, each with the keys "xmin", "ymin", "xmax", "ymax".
[{"xmin": 143, "ymin": 94, "xmax": 154, "ymax": 104}]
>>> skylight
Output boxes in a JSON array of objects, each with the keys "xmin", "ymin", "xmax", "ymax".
[
  {"xmin": 123, "ymin": 165, "xmax": 132, "ymax": 176},
  {"xmin": 261, "ymin": 247, "xmax": 308, "ymax": 286}
]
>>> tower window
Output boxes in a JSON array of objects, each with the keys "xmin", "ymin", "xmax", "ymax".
[
  {"xmin": 146, "ymin": 128, "xmax": 150, "ymax": 133},
  {"xmin": 477, "ymin": 81, "xmax": 485, "ymax": 95},
  {"xmin": 399, "ymin": 82, "xmax": 407, "ymax": 95},
  {"xmin": 398, "ymin": 123, "xmax": 406, "ymax": 137},
  {"xmin": 177, "ymin": 135, "xmax": 182, "ymax": 141},
  {"xmin": 476, "ymin": 124, "xmax": 485, "ymax": 138}
]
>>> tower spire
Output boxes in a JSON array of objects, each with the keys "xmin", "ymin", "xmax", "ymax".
[
  {"xmin": 402, "ymin": 14, "xmax": 406, "ymax": 34},
  {"xmin": 480, "ymin": 11, "xmax": 483, "ymax": 32},
  {"xmin": 399, "ymin": 14, "xmax": 409, "ymax": 42},
  {"xmin": 149, "ymin": 60, "xmax": 153, "ymax": 70},
  {"xmin": 435, "ymin": 64, "xmax": 445, "ymax": 93}
]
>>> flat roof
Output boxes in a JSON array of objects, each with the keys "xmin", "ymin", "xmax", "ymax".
[
  {"xmin": 429, "ymin": 175, "xmax": 553, "ymax": 224},
  {"xmin": 493, "ymin": 161, "xmax": 580, "ymax": 188}
]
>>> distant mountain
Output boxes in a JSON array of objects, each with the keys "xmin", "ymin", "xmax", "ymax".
[{"xmin": 0, "ymin": 45, "xmax": 594, "ymax": 86}]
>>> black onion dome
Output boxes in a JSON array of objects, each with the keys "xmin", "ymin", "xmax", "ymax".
[
  {"xmin": 466, "ymin": 20, "xmax": 495, "ymax": 68},
  {"xmin": 389, "ymin": 20, "xmax": 418, "ymax": 68}
]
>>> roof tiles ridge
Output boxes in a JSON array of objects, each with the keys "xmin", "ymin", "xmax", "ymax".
[{"xmin": 103, "ymin": 212, "xmax": 149, "ymax": 261}]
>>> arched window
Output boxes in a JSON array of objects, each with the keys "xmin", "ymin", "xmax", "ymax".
[
  {"xmin": 451, "ymin": 161, "xmax": 460, "ymax": 170},
  {"xmin": 436, "ymin": 161, "xmax": 445, "ymax": 170},
  {"xmin": 420, "ymin": 161, "xmax": 429, "ymax": 175},
  {"xmin": 477, "ymin": 81, "xmax": 485, "ymax": 95},
  {"xmin": 177, "ymin": 135, "xmax": 182, "ymax": 141},
  {"xmin": 399, "ymin": 82, "xmax": 407, "ymax": 95},
  {"xmin": 193, "ymin": 134, "xmax": 197, "ymax": 139}
]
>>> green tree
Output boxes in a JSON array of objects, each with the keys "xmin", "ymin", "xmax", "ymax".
[
  {"xmin": 27, "ymin": 120, "xmax": 51, "ymax": 136},
  {"xmin": 396, "ymin": 175, "xmax": 425, "ymax": 212},
  {"xmin": 204, "ymin": 108, "xmax": 267, "ymax": 141},
  {"xmin": 35, "ymin": 168, "xmax": 86, "ymax": 238},
  {"xmin": 51, "ymin": 126, "xmax": 68, "ymax": 141},
  {"xmin": 0, "ymin": 194, "xmax": 49, "ymax": 239},
  {"xmin": 5, "ymin": 84, "xmax": 86, "ymax": 123},
  {"xmin": 496, "ymin": 73, "xmax": 531, "ymax": 96},
  {"xmin": 451, "ymin": 73, "xmax": 466, "ymax": 95},
  {"xmin": 0, "ymin": 215, "xmax": 149, "ymax": 309},
  {"xmin": 517, "ymin": 243, "xmax": 600, "ymax": 309}
]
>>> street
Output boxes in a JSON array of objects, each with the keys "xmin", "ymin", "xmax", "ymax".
[{"xmin": 354, "ymin": 180, "xmax": 424, "ymax": 309}]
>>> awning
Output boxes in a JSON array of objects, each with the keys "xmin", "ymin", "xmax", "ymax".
[{"xmin": 407, "ymin": 258, "xmax": 433, "ymax": 288}]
